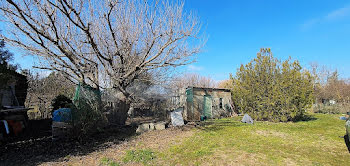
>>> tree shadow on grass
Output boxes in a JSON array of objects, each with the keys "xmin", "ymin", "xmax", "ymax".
[
  {"xmin": 292, "ymin": 114, "xmax": 318, "ymax": 122},
  {"xmin": 198, "ymin": 113, "xmax": 318, "ymax": 132},
  {"xmin": 197, "ymin": 120, "xmax": 247, "ymax": 132},
  {"xmin": 0, "ymin": 124, "xmax": 137, "ymax": 166},
  {"xmin": 344, "ymin": 135, "xmax": 350, "ymax": 153}
]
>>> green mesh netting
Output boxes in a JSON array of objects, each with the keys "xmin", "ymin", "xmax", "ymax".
[
  {"xmin": 73, "ymin": 82, "xmax": 101, "ymax": 108},
  {"xmin": 71, "ymin": 82, "xmax": 104, "ymax": 129}
]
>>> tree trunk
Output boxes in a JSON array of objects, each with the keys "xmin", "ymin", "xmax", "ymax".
[
  {"xmin": 109, "ymin": 100, "xmax": 129, "ymax": 125},
  {"xmin": 108, "ymin": 85, "xmax": 132, "ymax": 125}
]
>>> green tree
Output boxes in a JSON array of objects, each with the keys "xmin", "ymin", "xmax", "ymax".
[
  {"xmin": 0, "ymin": 39, "xmax": 19, "ymax": 88},
  {"xmin": 231, "ymin": 48, "xmax": 314, "ymax": 122}
]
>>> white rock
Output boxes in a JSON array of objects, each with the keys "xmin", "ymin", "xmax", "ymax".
[
  {"xmin": 149, "ymin": 123, "xmax": 155, "ymax": 130},
  {"xmin": 136, "ymin": 123, "xmax": 150, "ymax": 133},
  {"xmin": 154, "ymin": 123, "xmax": 165, "ymax": 130}
]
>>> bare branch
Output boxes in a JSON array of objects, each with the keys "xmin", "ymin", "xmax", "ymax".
[{"xmin": 0, "ymin": 0, "xmax": 205, "ymax": 102}]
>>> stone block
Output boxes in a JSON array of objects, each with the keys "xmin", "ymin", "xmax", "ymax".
[
  {"xmin": 154, "ymin": 123, "xmax": 166, "ymax": 130},
  {"xmin": 149, "ymin": 123, "xmax": 155, "ymax": 130},
  {"xmin": 136, "ymin": 123, "xmax": 150, "ymax": 133}
]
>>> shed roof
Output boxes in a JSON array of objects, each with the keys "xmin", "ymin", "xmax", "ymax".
[{"xmin": 187, "ymin": 86, "xmax": 231, "ymax": 92}]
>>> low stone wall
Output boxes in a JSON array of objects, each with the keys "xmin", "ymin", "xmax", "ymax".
[{"xmin": 136, "ymin": 121, "xmax": 167, "ymax": 133}]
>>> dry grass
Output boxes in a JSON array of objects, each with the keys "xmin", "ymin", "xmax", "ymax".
[
  {"xmin": 255, "ymin": 130, "xmax": 288, "ymax": 139},
  {"xmin": 40, "ymin": 114, "xmax": 350, "ymax": 166},
  {"xmin": 40, "ymin": 127, "xmax": 195, "ymax": 166}
]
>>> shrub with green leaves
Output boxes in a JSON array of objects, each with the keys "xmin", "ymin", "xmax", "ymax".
[
  {"xmin": 231, "ymin": 48, "xmax": 314, "ymax": 122},
  {"xmin": 51, "ymin": 95, "xmax": 73, "ymax": 112},
  {"xmin": 71, "ymin": 83, "xmax": 107, "ymax": 139},
  {"xmin": 313, "ymin": 103, "xmax": 350, "ymax": 114}
]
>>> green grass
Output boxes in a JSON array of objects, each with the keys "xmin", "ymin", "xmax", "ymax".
[
  {"xmin": 100, "ymin": 157, "xmax": 120, "ymax": 166},
  {"xmin": 156, "ymin": 114, "xmax": 350, "ymax": 165},
  {"xmin": 122, "ymin": 149, "xmax": 156, "ymax": 165}
]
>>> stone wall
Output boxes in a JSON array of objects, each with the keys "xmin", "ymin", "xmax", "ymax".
[{"xmin": 184, "ymin": 87, "xmax": 233, "ymax": 121}]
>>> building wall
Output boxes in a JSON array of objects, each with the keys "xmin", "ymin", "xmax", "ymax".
[
  {"xmin": 0, "ymin": 86, "xmax": 15, "ymax": 106},
  {"xmin": 0, "ymin": 72, "xmax": 28, "ymax": 107},
  {"xmin": 184, "ymin": 87, "xmax": 233, "ymax": 121}
]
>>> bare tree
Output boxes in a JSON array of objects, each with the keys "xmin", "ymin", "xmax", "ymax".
[
  {"xmin": 310, "ymin": 62, "xmax": 331, "ymax": 86},
  {"xmin": 0, "ymin": 0, "xmax": 204, "ymax": 107},
  {"xmin": 217, "ymin": 79, "xmax": 233, "ymax": 89},
  {"xmin": 171, "ymin": 73, "xmax": 217, "ymax": 89},
  {"xmin": 25, "ymin": 71, "xmax": 75, "ymax": 119}
]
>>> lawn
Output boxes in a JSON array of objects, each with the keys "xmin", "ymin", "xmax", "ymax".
[
  {"xmin": 47, "ymin": 114, "xmax": 350, "ymax": 166},
  {"xmin": 156, "ymin": 114, "xmax": 350, "ymax": 165}
]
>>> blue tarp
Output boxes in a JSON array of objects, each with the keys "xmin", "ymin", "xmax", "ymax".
[{"xmin": 52, "ymin": 108, "xmax": 72, "ymax": 122}]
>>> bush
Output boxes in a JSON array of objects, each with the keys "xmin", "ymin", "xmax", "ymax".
[
  {"xmin": 51, "ymin": 95, "xmax": 72, "ymax": 112},
  {"xmin": 71, "ymin": 83, "xmax": 107, "ymax": 139},
  {"xmin": 231, "ymin": 48, "xmax": 314, "ymax": 122},
  {"xmin": 313, "ymin": 103, "xmax": 350, "ymax": 114}
]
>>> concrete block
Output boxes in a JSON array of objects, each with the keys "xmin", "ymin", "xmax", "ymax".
[
  {"xmin": 154, "ymin": 123, "xmax": 166, "ymax": 130},
  {"xmin": 149, "ymin": 123, "xmax": 155, "ymax": 130},
  {"xmin": 136, "ymin": 123, "xmax": 150, "ymax": 133}
]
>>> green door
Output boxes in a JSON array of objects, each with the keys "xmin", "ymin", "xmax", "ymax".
[{"xmin": 203, "ymin": 95, "xmax": 212, "ymax": 118}]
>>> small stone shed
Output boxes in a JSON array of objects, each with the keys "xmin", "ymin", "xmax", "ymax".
[
  {"xmin": 0, "ymin": 70, "xmax": 28, "ymax": 107},
  {"xmin": 182, "ymin": 87, "xmax": 233, "ymax": 121}
]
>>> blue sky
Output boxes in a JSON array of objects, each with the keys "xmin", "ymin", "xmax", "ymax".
[
  {"xmin": 2, "ymin": 0, "xmax": 350, "ymax": 81},
  {"xmin": 181, "ymin": 0, "xmax": 350, "ymax": 81}
]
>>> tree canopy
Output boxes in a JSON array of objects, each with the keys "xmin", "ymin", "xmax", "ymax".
[
  {"xmin": 231, "ymin": 48, "xmax": 314, "ymax": 122},
  {"xmin": 0, "ymin": 0, "xmax": 204, "ymax": 103},
  {"xmin": 0, "ymin": 39, "xmax": 19, "ymax": 88},
  {"xmin": 0, "ymin": 0, "xmax": 204, "ymax": 126}
]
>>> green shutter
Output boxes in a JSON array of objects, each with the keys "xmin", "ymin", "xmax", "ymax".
[{"xmin": 203, "ymin": 95, "xmax": 212, "ymax": 118}]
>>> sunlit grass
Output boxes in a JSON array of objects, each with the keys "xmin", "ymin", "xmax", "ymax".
[
  {"xmin": 100, "ymin": 157, "xmax": 120, "ymax": 166},
  {"xmin": 122, "ymin": 149, "xmax": 156, "ymax": 165},
  {"xmin": 157, "ymin": 114, "xmax": 350, "ymax": 165}
]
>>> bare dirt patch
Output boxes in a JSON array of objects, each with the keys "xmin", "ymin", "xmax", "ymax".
[
  {"xmin": 40, "ymin": 126, "xmax": 196, "ymax": 166},
  {"xmin": 1, "ymin": 125, "xmax": 137, "ymax": 166},
  {"xmin": 200, "ymin": 149, "xmax": 267, "ymax": 166}
]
